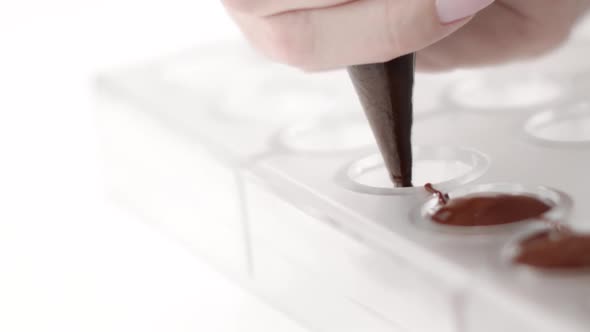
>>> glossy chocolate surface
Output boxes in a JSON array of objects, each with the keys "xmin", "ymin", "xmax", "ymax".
[
  {"xmin": 424, "ymin": 184, "xmax": 551, "ymax": 226},
  {"xmin": 514, "ymin": 229, "xmax": 590, "ymax": 269}
]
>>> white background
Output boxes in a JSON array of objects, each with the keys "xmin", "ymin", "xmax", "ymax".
[{"xmin": 0, "ymin": 1, "xmax": 305, "ymax": 331}]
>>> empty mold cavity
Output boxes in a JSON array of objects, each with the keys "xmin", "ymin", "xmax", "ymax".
[
  {"xmin": 413, "ymin": 72, "xmax": 462, "ymax": 113},
  {"xmin": 278, "ymin": 114, "xmax": 375, "ymax": 153},
  {"xmin": 220, "ymin": 69, "xmax": 358, "ymax": 122},
  {"xmin": 448, "ymin": 71, "xmax": 564, "ymax": 111},
  {"xmin": 414, "ymin": 183, "xmax": 572, "ymax": 234},
  {"xmin": 525, "ymin": 102, "xmax": 590, "ymax": 146},
  {"xmin": 160, "ymin": 45, "xmax": 358, "ymax": 123},
  {"xmin": 160, "ymin": 44, "xmax": 264, "ymax": 92},
  {"xmin": 343, "ymin": 146, "xmax": 489, "ymax": 195}
]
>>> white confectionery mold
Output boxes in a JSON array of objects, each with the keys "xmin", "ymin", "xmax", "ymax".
[
  {"xmin": 97, "ymin": 24, "xmax": 590, "ymax": 332},
  {"xmin": 96, "ymin": 41, "xmax": 363, "ymax": 162}
]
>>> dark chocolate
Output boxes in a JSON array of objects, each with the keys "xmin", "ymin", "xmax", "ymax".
[
  {"xmin": 424, "ymin": 184, "xmax": 551, "ymax": 226},
  {"xmin": 425, "ymin": 183, "xmax": 449, "ymax": 205},
  {"xmin": 514, "ymin": 228, "xmax": 590, "ymax": 269},
  {"xmin": 348, "ymin": 54, "xmax": 415, "ymax": 187}
]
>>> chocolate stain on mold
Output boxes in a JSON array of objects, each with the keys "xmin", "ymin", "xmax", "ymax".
[
  {"xmin": 424, "ymin": 184, "xmax": 551, "ymax": 227},
  {"xmin": 348, "ymin": 54, "xmax": 414, "ymax": 187}
]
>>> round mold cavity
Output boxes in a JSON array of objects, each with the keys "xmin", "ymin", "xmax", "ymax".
[
  {"xmin": 278, "ymin": 114, "xmax": 375, "ymax": 153},
  {"xmin": 342, "ymin": 146, "xmax": 489, "ymax": 195},
  {"xmin": 524, "ymin": 102, "xmax": 590, "ymax": 147},
  {"xmin": 220, "ymin": 68, "xmax": 358, "ymax": 122},
  {"xmin": 413, "ymin": 72, "xmax": 462, "ymax": 113},
  {"xmin": 448, "ymin": 70, "xmax": 564, "ymax": 111},
  {"xmin": 501, "ymin": 223, "xmax": 590, "ymax": 278},
  {"xmin": 413, "ymin": 183, "xmax": 572, "ymax": 235},
  {"xmin": 160, "ymin": 43, "xmax": 264, "ymax": 92}
]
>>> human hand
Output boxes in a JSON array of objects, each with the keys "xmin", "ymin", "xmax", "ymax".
[{"xmin": 222, "ymin": 0, "xmax": 589, "ymax": 71}]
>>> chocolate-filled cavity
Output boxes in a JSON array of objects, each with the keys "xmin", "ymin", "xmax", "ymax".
[
  {"xmin": 348, "ymin": 54, "xmax": 414, "ymax": 187},
  {"xmin": 514, "ymin": 228, "xmax": 590, "ymax": 269},
  {"xmin": 425, "ymin": 184, "xmax": 551, "ymax": 227}
]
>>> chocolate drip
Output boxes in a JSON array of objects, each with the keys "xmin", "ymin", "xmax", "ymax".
[
  {"xmin": 348, "ymin": 54, "xmax": 414, "ymax": 187},
  {"xmin": 425, "ymin": 183, "xmax": 449, "ymax": 205}
]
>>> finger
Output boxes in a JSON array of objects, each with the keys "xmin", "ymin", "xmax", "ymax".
[
  {"xmin": 416, "ymin": 2, "xmax": 576, "ymax": 70},
  {"xmin": 491, "ymin": 0, "xmax": 587, "ymax": 25},
  {"xmin": 222, "ymin": 0, "xmax": 355, "ymax": 17},
  {"xmin": 231, "ymin": 0, "xmax": 494, "ymax": 71}
]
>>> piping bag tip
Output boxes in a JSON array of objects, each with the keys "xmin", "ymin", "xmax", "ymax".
[{"xmin": 347, "ymin": 54, "xmax": 415, "ymax": 188}]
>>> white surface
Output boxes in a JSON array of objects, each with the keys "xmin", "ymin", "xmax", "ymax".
[{"xmin": 0, "ymin": 1, "xmax": 305, "ymax": 331}]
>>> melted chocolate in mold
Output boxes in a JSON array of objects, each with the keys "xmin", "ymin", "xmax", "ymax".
[
  {"xmin": 514, "ymin": 228, "xmax": 590, "ymax": 269},
  {"xmin": 348, "ymin": 54, "xmax": 414, "ymax": 187},
  {"xmin": 424, "ymin": 184, "xmax": 551, "ymax": 227}
]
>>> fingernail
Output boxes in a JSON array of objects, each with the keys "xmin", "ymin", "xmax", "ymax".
[{"xmin": 436, "ymin": 0, "xmax": 495, "ymax": 24}]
